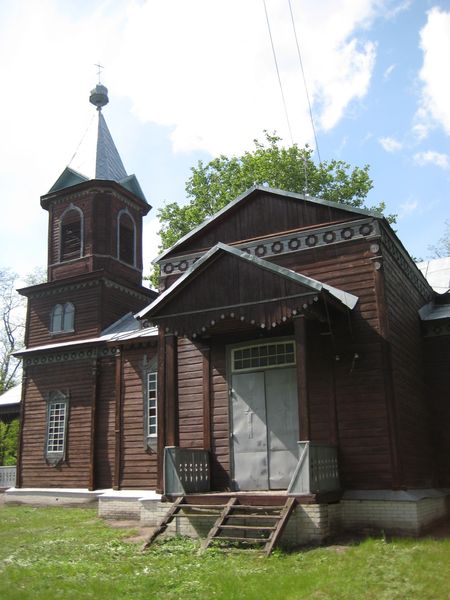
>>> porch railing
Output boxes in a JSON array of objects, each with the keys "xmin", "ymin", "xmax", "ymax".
[
  {"xmin": 287, "ymin": 441, "xmax": 340, "ymax": 495},
  {"xmin": 0, "ymin": 465, "xmax": 16, "ymax": 488},
  {"xmin": 164, "ymin": 447, "xmax": 210, "ymax": 496}
]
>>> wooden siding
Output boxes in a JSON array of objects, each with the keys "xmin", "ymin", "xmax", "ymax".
[
  {"xmin": 94, "ymin": 357, "xmax": 115, "ymax": 489},
  {"xmin": 20, "ymin": 361, "xmax": 94, "ymax": 488},
  {"xmin": 177, "ymin": 339, "xmax": 204, "ymax": 449},
  {"xmin": 424, "ymin": 334, "xmax": 450, "ymax": 487},
  {"xmin": 382, "ymin": 240, "xmax": 434, "ymax": 487},
  {"xmin": 48, "ymin": 189, "xmax": 143, "ymax": 285},
  {"xmin": 119, "ymin": 347, "xmax": 158, "ymax": 489},
  {"xmin": 168, "ymin": 191, "xmax": 365, "ymax": 259},
  {"xmin": 26, "ymin": 285, "xmax": 102, "ymax": 347}
]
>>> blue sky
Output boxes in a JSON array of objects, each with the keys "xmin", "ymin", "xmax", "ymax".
[{"xmin": 0, "ymin": 0, "xmax": 449, "ymax": 281}]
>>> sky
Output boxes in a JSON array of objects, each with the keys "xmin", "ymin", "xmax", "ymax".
[{"xmin": 0, "ymin": 0, "xmax": 449, "ymax": 284}]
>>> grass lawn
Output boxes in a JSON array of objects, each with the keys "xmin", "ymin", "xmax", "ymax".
[{"xmin": 0, "ymin": 505, "xmax": 449, "ymax": 600}]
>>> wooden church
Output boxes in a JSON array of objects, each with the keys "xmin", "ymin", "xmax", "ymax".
[{"xmin": 7, "ymin": 83, "xmax": 450, "ymax": 548}]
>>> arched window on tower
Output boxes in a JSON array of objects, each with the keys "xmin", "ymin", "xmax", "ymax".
[
  {"xmin": 117, "ymin": 210, "xmax": 136, "ymax": 266},
  {"xmin": 50, "ymin": 302, "xmax": 75, "ymax": 333},
  {"xmin": 60, "ymin": 206, "xmax": 83, "ymax": 262}
]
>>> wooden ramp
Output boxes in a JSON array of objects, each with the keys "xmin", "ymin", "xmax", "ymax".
[{"xmin": 142, "ymin": 495, "xmax": 296, "ymax": 556}]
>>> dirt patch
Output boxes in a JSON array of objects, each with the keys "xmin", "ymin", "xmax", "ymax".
[{"xmin": 103, "ymin": 518, "xmax": 156, "ymax": 544}]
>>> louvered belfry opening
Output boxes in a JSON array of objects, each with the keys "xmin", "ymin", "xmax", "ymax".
[{"xmin": 61, "ymin": 210, "xmax": 82, "ymax": 261}]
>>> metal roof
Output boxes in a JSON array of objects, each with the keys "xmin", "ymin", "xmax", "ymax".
[
  {"xmin": 0, "ymin": 384, "xmax": 21, "ymax": 407},
  {"xmin": 16, "ymin": 313, "xmax": 157, "ymax": 357},
  {"xmin": 138, "ymin": 242, "xmax": 358, "ymax": 320},
  {"xmin": 154, "ymin": 185, "xmax": 383, "ymax": 264},
  {"xmin": 417, "ymin": 257, "xmax": 450, "ymax": 294},
  {"xmin": 419, "ymin": 301, "xmax": 450, "ymax": 321},
  {"xmin": 47, "ymin": 85, "xmax": 147, "ymax": 203}
]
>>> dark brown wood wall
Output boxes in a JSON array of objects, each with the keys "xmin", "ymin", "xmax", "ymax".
[
  {"xmin": 26, "ymin": 285, "xmax": 101, "ymax": 348},
  {"xmin": 272, "ymin": 240, "xmax": 394, "ymax": 489},
  {"xmin": 177, "ymin": 339, "xmax": 203, "ymax": 448},
  {"xmin": 20, "ymin": 361, "xmax": 93, "ymax": 488},
  {"xmin": 119, "ymin": 347, "xmax": 158, "ymax": 489},
  {"xmin": 382, "ymin": 242, "xmax": 434, "ymax": 487},
  {"xmin": 169, "ymin": 192, "xmax": 362, "ymax": 258},
  {"xmin": 99, "ymin": 283, "xmax": 151, "ymax": 332},
  {"xmin": 94, "ymin": 356, "xmax": 116, "ymax": 489},
  {"xmin": 424, "ymin": 334, "xmax": 450, "ymax": 486}
]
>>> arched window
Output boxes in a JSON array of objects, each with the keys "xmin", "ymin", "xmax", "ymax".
[
  {"xmin": 60, "ymin": 206, "xmax": 83, "ymax": 261},
  {"xmin": 117, "ymin": 210, "xmax": 136, "ymax": 266},
  {"xmin": 50, "ymin": 303, "xmax": 75, "ymax": 333}
]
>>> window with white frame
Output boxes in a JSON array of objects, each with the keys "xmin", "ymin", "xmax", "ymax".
[
  {"xmin": 46, "ymin": 391, "xmax": 68, "ymax": 464},
  {"xmin": 232, "ymin": 341, "xmax": 296, "ymax": 372},
  {"xmin": 146, "ymin": 371, "xmax": 157, "ymax": 439},
  {"xmin": 50, "ymin": 302, "xmax": 75, "ymax": 333}
]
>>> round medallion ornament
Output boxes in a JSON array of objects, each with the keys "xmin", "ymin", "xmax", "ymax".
[
  {"xmin": 288, "ymin": 238, "xmax": 300, "ymax": 250},
  {"xmin": 359, "ymin": 223, "xmax": 373, "ymax": 236},
  {"xmin": 255, "ymin": 245, "xmax": 267, "ymax": 257},
  {"xmin": 271, "ymin": 241, "xmax": 284, "ymax": 253},
  {"xmin": 163, "ymin": 263, "xmax": 174, "ymax": 274},
  {"xmin": 323, "ymin": 231, "xmax": 335, "ymax": 244},
  {"xmin": 305, "ymin": 235, "xmax": 318, "ymax": 247},
  {"xmin": 341, "ymin": 228, "xmax": 353, "ymax": 240}
]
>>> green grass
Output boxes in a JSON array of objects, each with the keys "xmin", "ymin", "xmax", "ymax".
[{"xmin": 0, "ymin": 505, "xmax": 449, "ymax": 599}]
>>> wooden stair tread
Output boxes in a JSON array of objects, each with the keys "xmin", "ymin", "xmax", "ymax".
[
  {"xmin": 219, "ymin": 524, "xmax": 276, "ymax": 531},
  {"xmin": 224, "ymin": 513, "xmax": 279, "ymax": 520},
  {"xmin": 216, "ymin": 536, "xmax": 267, "ymax": 543}
]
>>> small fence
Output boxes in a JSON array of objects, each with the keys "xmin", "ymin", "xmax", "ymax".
[
  {"xmin": 164, "ymin": 447, "xmax": 210, "ymax": 496},
  {"xmin": 0, "ymin": 466, "xmax": 16, "ymax": 488},
  {"xmin": 287, "ymin": 442, "xmax": 340, "ymax": 495}
]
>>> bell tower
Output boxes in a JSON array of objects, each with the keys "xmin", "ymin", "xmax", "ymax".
[{"xmin": 20, "ymin": 81, "xmax": 156, "ymax": 348}]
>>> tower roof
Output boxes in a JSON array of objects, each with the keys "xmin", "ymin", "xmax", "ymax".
[{"xmin": 48, "ymin": 83, "xmax": 147, "ymax": 203}]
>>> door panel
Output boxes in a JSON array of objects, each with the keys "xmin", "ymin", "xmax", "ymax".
[
  {"xmin": 265, "ymin": 368, "xmax": 299, "ymax": 489},
  {"xmin": 231, "ymin": 372, "xmax": 268, "ymax": 490}
]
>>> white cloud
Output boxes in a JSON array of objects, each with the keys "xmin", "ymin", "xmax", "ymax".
[
  {"xmin": 383, "ymin": 63, "xmax": 396, "ymax": 80},
  {"xmin": 416, "ymin": 7, "xmax": 450, "ymax": 138},
  {"xmin": 379, "ymin": 136, "xmax": 402, "ymax": 152},
  {"xmin": 399, "ymin": 198, "xmax": 418, "ymax": 219},
  {"xmin": 414, "ymin": 151, "xmax": 450, "ymax": 170}
]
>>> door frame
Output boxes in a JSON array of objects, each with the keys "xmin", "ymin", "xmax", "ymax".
[{"xmin": 227, "ymin": 335, "xmax": 297, "ymax": 490}]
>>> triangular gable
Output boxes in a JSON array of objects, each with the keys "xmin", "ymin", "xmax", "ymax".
[
  {"xmin": 139, "ymin": 243, "xmax": 357, "ymax": 337},
  {"xmin": 156, "ymin": 186, "xmax": 382, "ymax": 263},
  {"xmin": 48, "ymin": 167, "xmax": 89, "ymax": 194}
]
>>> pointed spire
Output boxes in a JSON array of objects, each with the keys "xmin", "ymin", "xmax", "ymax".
[{"xmin": 48, "ymin": 80, "xmax": 147, "ymax": 203}]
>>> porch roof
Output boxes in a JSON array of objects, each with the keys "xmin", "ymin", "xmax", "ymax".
[{"xmin": 137, "ymin": 243, "xmax": 358, "ymax": 335}]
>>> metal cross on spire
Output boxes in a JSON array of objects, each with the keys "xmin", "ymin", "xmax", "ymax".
[{"xmin": 94, "ymin": 63, "xmax": 104, "ymax": 84}]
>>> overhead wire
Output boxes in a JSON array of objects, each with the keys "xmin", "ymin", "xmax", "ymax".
[
  {"xmin": 288, "ymin": 0, "xmax": 321, "ymax": 164},
  {"xmin": 262, "ymin": 0, "xmax": 294, "ymax": 146}
]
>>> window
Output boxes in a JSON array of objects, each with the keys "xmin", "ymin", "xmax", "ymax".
[
  {"xmin": 117, "ymin": 210, "xmax": 136, "ymax": 266},
  {"xmin": 144, "ymin": 357, "xmax": 158, "ymax": 446},
  {"xmin": 60, "ymin": 206, "xmax": 83, "ymax": 261},
  {"xmin": 232, "ymin": 341, "xmax": 296, "ymax": 372},
  {"xmin": 50, "ymin": 303, "xmax": 75, "ymax": 333},
  {"xmin": 45, "ymin": 391, "xmax": 68, "ymax": 464}
]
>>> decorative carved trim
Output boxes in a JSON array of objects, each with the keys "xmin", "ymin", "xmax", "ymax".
[
  {"xmin": 159, "ymin": 218, "xmax": 380, "ymax": 279},
  {"xmin": 27, "ymin": 277, "xmax": 149, "ymax": 302},
  {"xmin": 24, "ymin": 346, "xmax": 117, "ymax": 367},
  {"xmin": 422, "ymin": 320, "xmax": 450, "ymax": 338},
  {"xmin": 380, "ymin": 228, "xmax": 433, "ymax": 301}
]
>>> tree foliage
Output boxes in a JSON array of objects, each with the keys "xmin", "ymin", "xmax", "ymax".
[
  {"xmin": 0, "ymin": 269, "xmax": 24, "ymax": 394},
  {"xmin": 428, "ymin": 219, "xmax": 450, "ymax": 258},
  {"xmin": 157, "ymin": 132, "xmax": 392, "ymax": 254},
  {"xmin": 0, "ymin": 418, "xmax": 19, "ymax": 466}
]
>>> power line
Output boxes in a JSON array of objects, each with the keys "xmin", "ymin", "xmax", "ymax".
[
  {"xmin": 288, "ymin": 0, "xmax": 321, "ymax": 163},
  {"xmin": 262, "ymin": 0, "xmax": 294, "ymax": 146}
]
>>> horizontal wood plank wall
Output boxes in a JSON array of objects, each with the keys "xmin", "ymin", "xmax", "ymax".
[
  {"xmin": 20, "ymin": 361, "xmax": 93, "ymax": 488},
  {"xmin": 99, "ymin": 283, "xmax": 151, "ymax": 332},
  {"xmin": 424, "ymin": 335, "xmax": 450, "ymax": 487},
  {"xmin": 177, "ymin": 339, "xmax": 204, "ymax": 448},
  {"xmin": 119, "ymin": 347, "xmax": 158, "ymax": 490},
  {"xmin": 94, "ymin": 356, "xmax": 116, "ymax": 489},
  {"xmin": 275, "ymin": 240, "xmax": 393, "ymax": 489},
  {"xmin": 26, "ymin": 285, "xmax": 101, "ymax": 347},
  {"xmin": 170, "ymin": 192, "xmax": 362, "ymax": 257},
  {"xmin": 381, "ymin": 242, "xmax": 434, "ymax": 487},
  {"xmin": 210, "ymin": 343, "xmax": 230, "ymax": 490}
]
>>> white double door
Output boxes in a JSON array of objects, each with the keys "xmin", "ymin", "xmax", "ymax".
[{"xmin": 231, "ymin": 367, "xmax": 299, "ymax": 490}]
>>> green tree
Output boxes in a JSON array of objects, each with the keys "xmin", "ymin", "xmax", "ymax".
[
  {"xmin": 0, "ymin": 418, "xmax": 19, "ymax": 465},
  {"xmin": 157, "ymin": 132, "xmax": 392, "ymax": 255}
]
